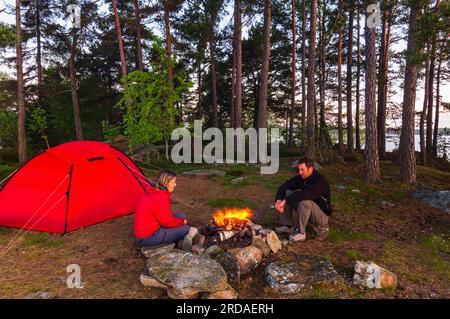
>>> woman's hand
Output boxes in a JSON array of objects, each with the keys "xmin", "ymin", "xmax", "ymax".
[{"xmin": 183, "ymin": 219, "xmax": 188, "ymax": 225}]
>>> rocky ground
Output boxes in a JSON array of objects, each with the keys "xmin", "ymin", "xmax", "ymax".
[{"xmin": 0, "ymin": 157, "xmax": 449, "ymax": 299}]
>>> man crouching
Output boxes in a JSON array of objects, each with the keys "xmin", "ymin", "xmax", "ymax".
[{"xmin": 274, "ymin": 157, "xmax": 332, "ymax": 242}]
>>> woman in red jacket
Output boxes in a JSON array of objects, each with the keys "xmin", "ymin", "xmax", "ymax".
[{"xmin": 134, "ymin": 170, "xmax": 191, "ymax": 247}]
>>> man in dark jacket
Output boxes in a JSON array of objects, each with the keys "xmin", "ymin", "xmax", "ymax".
[{"xmin": 274, "ymin": 157, "xmax": 332, "ymax": 241}]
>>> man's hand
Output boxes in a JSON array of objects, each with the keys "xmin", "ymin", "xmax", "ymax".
[{"xmin": 275, "ymin": 199, "xmax": 286, "ymax": 213}]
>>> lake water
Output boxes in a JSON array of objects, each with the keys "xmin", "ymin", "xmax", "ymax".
[{"xmin": 384, "ymin": 133, "xmax": 450, "ymax": 158}]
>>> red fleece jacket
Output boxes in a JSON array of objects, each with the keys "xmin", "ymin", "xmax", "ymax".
[{"xmin": 134, "ymin": 189, "xmax": 185, "ymax": 238}]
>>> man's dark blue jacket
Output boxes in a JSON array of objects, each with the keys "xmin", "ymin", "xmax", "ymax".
[{"xmin": 275, "ymin": 170, "xmax": 332, "ymax": 216}]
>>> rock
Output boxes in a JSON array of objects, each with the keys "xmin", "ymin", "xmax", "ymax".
[
  {"xmin": 167, "ymin": 287, "xmax": 200, "ymax": 299},
  {"xmin": 201, "ymin": 285, "xmax": 238, "ymax": 299},
  {"xmin": 229, "ymin": 246, "xmax": 263, "ymax": 275},
  {"xmin": 258, "ymin": 229, "xmax": 272, "ymax": 236},
  {"xmin": 191, "ymin": 245, "xmax": 205, "ymax": 254},
  {"xmin": 247, "ymin": 220, "xmax": 263, "ymax": 232},
  {"xmin": 25, "ymin": 292, "xmax": 50, "ymax": 299},
  {"xmin": 182, "ymin": 169, "xmax": 226, "ymax": 176},
  {"xmin": 231, "ymin": 177, "xmax": 246, "ymax": 185},
  {"xmin": 140, "ymin": 273, "xmax": 168, "ymax": 289},
  {"xmin": 266, "ymin": 231, "xmax": 282, "ymax": 253},
  {"xmin": 251, "ymin": 238, "xmax": 271, "ymax": 257},
  {"xmin": 141, "ymin": 243, "xmax": 176, "ymax": 258},
  {"xmin": 336, "ymin": 184, "xmax": 347, "ymax": 191},
  {"xmin": 353, "ymin": 261, "xmax": 397, "ymax": 289},
  {"xmin": 204, "ymin": 245, "xmax": 222, "ymax": 256},
  {"xmin": 193, "ymin": 233, "xmax": 206, "ymax": 247},
  {"xmin": 412, "ymin": 189, "xmax": 450, "ymax": 214},
  {"xmin": 265, "ymin": 255, "xmax": 341, "ymax": 294},
  {"xmin": 212, "ymin": 252, "xmax": 241, "ymax": 285},
  {"xmin": 351, "ymin": 189, "xmax": 361, "ymax": 194},
  {"xmin": 145, "ymin": 248, "xmax": 228, "ymax": 298}
]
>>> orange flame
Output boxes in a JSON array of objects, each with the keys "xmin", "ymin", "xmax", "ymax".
[{"xmin": 212, "ymin": 207, "xmax": 253, "ymax": 229}]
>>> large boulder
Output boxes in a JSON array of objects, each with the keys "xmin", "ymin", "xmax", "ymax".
[
  {"xmin": 412, "ymin": 189, "xmax": 450, "ymax": 214},
  {"xmin": 265, "ymin": 255, "xmax": 341, "ymax": 294},
  {"xmin": 145, "ymin": 248, "xmax": 228, "ymax": 298},
  {"xmin": 201, "ymin": 284, "xmax": 238, "ymax": 299},
  {"xmin": 229, "ymin": 246, "xmax": 263, "ymax": 275}
]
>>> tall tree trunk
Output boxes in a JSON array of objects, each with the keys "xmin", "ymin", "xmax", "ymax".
[
  {"xmin": 399, "ymin": 2, "xmax": 421, "ymax": 184},
  {"xmin": 433, "ymin": 38, "xmax": 442, "ymax": 156},
  {"xmin": 197, "ymin": 62, "xmax": 203, "ymax": 122},
  {"xmin": 133, "ymin": 0, "xmax": 144, "ymax": 72},
  {"xmin": 364, "ymin": 3, "xmax": 380, "ymax": 182},
  {"xmin": 35, "ymin": 0, "xmax": 43, "ymax": 100},
  {"xmin": 420, "ymin": 43, "xmax": 430, "ymax": 165},
  {"xmin": 230, "ymin": 42, "xmax": 236, "ymax": 127},
  {"xmin": 337, "ymin": 0, "xmax": 344, "ymax": 154},
  {"xmin": 210, "ymin": 39, "xmax": 219, "ymax": 127},
  {"xmin": 69, "ymin": 29, "xmax": 83, "ymax": 141},
  {"xmin": 376, "ymin": 0, "xmax": 394, "ymax": 159},
  {"xmin": 234, "ymin": 0, "xmax": 242, "ymax": 128},
  {"xmin": 346, "ymin": 6, "xmax": 354, "ymax": 156},
  {"xmin": 300, "ymin": 0, "xmax": 307, "ymax": 151},
  {"xmin": 207, "ymin": 0, "xmax": 223, "ymax": 128},
  {"xmin": 112, "ymin": 0, "xmax": 127, "ymax": 78},
  {"xmin": 16, "ymin": 0, "xmax": 26, "ymax": 162},
  {"xmin": 258, "ymin": 0, "xmax": 271, "ymax": 133},
  {"xmin": 163, "ymin": 0, "xmax": 173, "ymax": 92},
  {"xmin": 318, "ymin": 0, "xmax": 330, "ymax": 147},
  {"xmin": 426, "ymin": 36, "xmax": 436, "ymax": 155},
  {"xmin": 306, "ymin": 0, "xmax": 317, "ymax": 160},
  {"xmin": 355, "ymin": 0, "xmax": 361, "ymax": 151},
  {"xmin": 288, "ymin": 0, "xmax": 295, "ymax": 147}
]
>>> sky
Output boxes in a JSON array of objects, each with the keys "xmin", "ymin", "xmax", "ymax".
[{"xmin": 1, "ymin": 0, "xmax": 449, "ymax": 129}]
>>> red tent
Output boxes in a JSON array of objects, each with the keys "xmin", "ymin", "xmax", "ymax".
[{"xmin": 0, "ymin": 141, "xmax": 153, "ymax": 233}]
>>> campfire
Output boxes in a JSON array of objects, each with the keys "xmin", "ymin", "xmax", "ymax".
[
  {"xmin": 212, "ymin": 207, "xmax": 253, "ymax": 230},
  {"xmin": 202, "ymin": 207, "xmax": 261, "ymax": 245}
]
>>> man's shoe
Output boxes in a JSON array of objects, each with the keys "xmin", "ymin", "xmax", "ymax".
[
  {"xmin": 289, "ymin": 232, "xmax": 306, "ymax": 242},
  {"xmin": 275, "ymin": 225, "xmax": 295, "ymax": 234}
]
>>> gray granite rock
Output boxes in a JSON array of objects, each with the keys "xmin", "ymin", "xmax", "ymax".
[
  {"xmin": 412, "ymin": 189, "xmax": 450, "ymax": 213},
  {"xmin": 211, "ymin": 251, "xmax": 240, "ymax": 286},
  {"xmin": 265, "ymin": 255, "xmax": 341, "ymax": 294},
  {"xmin": 145, "ymin": 248, "xmax": 228, "ymax": 297},
  {"xmin": 229, "ymin": 246, "xmax": 263, "ymax": 275},
  {"xmin": 251, "ymin": 238, "xmax": 271, "ymax": 257}
]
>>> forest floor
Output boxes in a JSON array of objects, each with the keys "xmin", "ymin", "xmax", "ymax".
[{"xmin": 0, "ymin": 155, "xmax": 449, "ymax": 299}]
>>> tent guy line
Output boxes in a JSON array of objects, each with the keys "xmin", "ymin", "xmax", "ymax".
[{"xmin": 0, "ymin": 195, "xmax": 66, "ymax": 259}]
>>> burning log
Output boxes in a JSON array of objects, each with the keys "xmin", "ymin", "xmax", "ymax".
[
  {"xmin": 216, "ymin": 230, "xmax": 238, "ymax": 242},
  {"xmin": 212, "ymin": 207, "xmax": 253, "ymax": 231}
]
